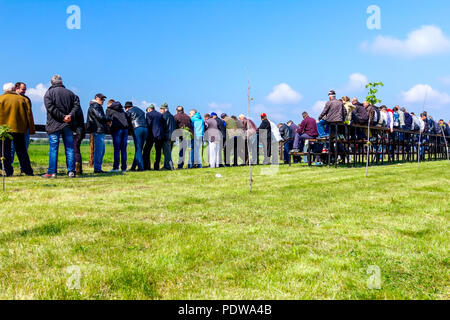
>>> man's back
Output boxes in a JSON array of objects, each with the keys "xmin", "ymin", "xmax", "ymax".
[
  {"xmin": 319, "ymin": 99, "xmax": 345, "ymax": 123},
  {"xmin": 44, "ymin": 84, "xmax": 79, "ymax": 134},
  {"xmin": 0, "ymin": 92, "xmax": 35, "ymax": 134},
  {"xmin": 174, "ymin": 112, "xmax": 193, "ymax": 133},
  {"xmin": 147, "ymin": 110, "xmax": 165, "ymax": 140}
]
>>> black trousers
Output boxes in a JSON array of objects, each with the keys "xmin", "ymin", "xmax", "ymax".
[
  {"xmin": 0, "ymin": 133, "xmax": 33, "ymax": 176},
  {"xmin": 162, "ymin": 140, "xmax": 174, "ymax": 170},
  {"xmin": 73, "ymin": 133, "xmax": 84, "ymax": 174},
  {"xmin": 143, "ymin": 136, "xmax": 163, "ymax": 170}
]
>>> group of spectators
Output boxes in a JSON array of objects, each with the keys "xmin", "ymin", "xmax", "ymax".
[{"xmin": 1, "ymin": 77, "xmax": 449, "ymax": 177}]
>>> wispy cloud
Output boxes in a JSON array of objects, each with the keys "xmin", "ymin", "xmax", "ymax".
[
  {"xmin": 360, "ymin": 25, "xmax": 450, "ymax": 57},
  {"xmin": 401, "ymin": 84, "xmax": 450, "ymax": 109}
]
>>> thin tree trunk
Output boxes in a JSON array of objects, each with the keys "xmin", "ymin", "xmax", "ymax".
[{"xmin": 2, "ymin": 139, "xmax": 5, "ymax": 192}]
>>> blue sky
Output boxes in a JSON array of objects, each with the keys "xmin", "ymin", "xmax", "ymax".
[{"xmin": 1, "ymin": 0, "xmax": 450, "ymax": 124}]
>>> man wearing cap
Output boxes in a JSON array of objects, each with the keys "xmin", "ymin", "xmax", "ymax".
[
  {"xmin": 86, "ymin": 93, "xmax": 111, "ymax": 173},
  {"xmin": 42, "ymin": 75, "xmax": 80, "ymax": 178},
  {"xmin": 258, "ymin": 113, "xmax": 272, "ymax": 165},
  {"xmin": 160, "ymin": 103, "xmax": 176, "ymax": 170},
  {"xmin": 317, "ymin": 90, "xmax": 346, "ymax": 138},
  {"xmin": 144, "ymin": 104, "xmax": 165, "ymax": 170}
]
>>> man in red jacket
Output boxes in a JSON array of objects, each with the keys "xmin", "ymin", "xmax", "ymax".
[{"xmin": 292, "ymin": 112, "xmax": 318, "ymax": 153}]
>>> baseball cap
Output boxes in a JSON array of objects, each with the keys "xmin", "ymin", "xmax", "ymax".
[
  {"xmin": 260, "ymin": 113, "xmax": 267, "ymax": 118},
  {"xmin": 95, "ymin": 93, "xmax": 107, "ymax": 100}
]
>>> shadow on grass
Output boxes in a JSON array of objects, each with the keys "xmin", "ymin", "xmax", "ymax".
[{"xmin": 0, "ymin": 220, "xmax": 76, "ymax": 243}]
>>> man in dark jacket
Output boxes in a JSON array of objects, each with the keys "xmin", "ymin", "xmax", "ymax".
[
  {"xmin": 352, "ymin": 101, "xmax": 369, "ymax": 124},
  {"xmin": 86, "ymin": 93, "xmax": 111, "ymax": 173},
  {"xmin": 287, "ymin": 120, "xmax": 301, "ymax": 163},
  {"xmin": 317, "ymin": 90, "xmax": 346, "ymax": 138},
  {"xmin": 73, "ymin": 95, "xmax": 85, "ymax": 175},
  {"xmin": 258, "ymin": 113, "xmax": 272, "ymax": 164},
  {"xmin": 212, "ymin": 112, "xmax": 226, "ymax": 166},
  {"xmin": 278, "ymin": 122, "xmax": 293, "ymax": 164},
  {"xmin": 106, "ymin": 100, "xmax": 129, "ymax": 172},
  {"xmin": 174, "ymin": 106, "xmax": 193, "ymax": 169},
  {"xmin": 292, "ymin": 112, "xmax": 318, "ymax": 153},
  {"xmin": 43, "ymin": 75, "xmax": 80, "ymax": 178},
  {"xmin": 160, "ymin": 103, "xmax": 176, "ymax": 170},
  {"xmin": 125, "ymin": 102, "xmax": 148, "ymax": 171},
  {"xmin": 144, "ymin": 105, "xmax": 165, "ymax": 170}
]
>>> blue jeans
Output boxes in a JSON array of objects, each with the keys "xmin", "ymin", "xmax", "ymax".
[
  {"xmin": 11, "ymin": 130, "xmax": 30, "ymax": 168},
  {"xmin": 93, "ymin": 133, "xmax": 106, "ymax": 172},
  {"xmin": 189, "ymin": 136, "xmax": 203, "ymax": 168},
  {"xmin": 317, "ymin": 120, "xmax": 329, "ymax": 138},
  {"xmin": 48, "ymin": 126, "xmax": 75, "ymax": 175},
  {"xmin": 283, "ymin": 140, "xmax": 293, "ymax": 164},
  {"xmin": 112, "ymin": 129, "xmax": 128, "ymax": 171},
  {"xmin": 132, "ymin": 127, "xmax": 148, "ymax": 170}
]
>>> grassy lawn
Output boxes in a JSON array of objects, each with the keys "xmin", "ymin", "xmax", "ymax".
[{"xmin": 0, "ymin": 142, "xmax": 449, "ymax": 299}]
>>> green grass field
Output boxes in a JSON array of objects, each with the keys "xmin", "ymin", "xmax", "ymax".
[{"xmin": 1, "ymin": 143, "xmax": 449, "ymax": 299}]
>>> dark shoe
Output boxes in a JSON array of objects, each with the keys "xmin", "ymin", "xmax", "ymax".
[{"xmin": 94, "ymin": 170, "xmax": 106, "ymax": 174}]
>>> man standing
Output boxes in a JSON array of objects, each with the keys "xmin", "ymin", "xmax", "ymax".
[
  {"xmin": 258, "ymin": 113, "xmax": 272, "ymax": 165},
  {"xmin": 278, "ymin": 122, "xmax": 293, "ymax": 164},
  {"xmin": 86, "ymin": 93, "xmax": 111, "ymax": 174},
  {"xmin": 43, "ymin": 75, "xmax": 80, "ymax": 178},
  {"xmin": 160, "ymin": 103, "xmax": 176, "ymax": 170},
  {"xmin": 204, "ymin": 113, "xmax": 221, "ymax": 168},
  {"xmin": 189, "ymin": 109, "xmax": 205, "ymax": 168},
  {"xmin": 11, "ymin": 82, "xmax": 33, "ymax": 171},
  {"xmin": 212, "ymin": 112, "xmax": 226, "ymax": 167},
  {"xmin": 287, "ymin": 120, "xmax": 300, "ymax": 163},
  {"xmin": 73, "ymin": 95, "xmax": 85, "ymax": 175},
  {"xmin": 0, "ymin": 82, "xmax": 35, "ymax": 177},
  {"xmin": 317, "ymin": 90, "xmax": 346, "ymax": 138},
  {"xmin": 239, "ymin": 114, "xmax": 257, "ymax": 165},
  {"xmin": 144, "ymin": 105, "xmax": 165, "ymax": 171},
  {"xmin": 106, "ymin": 99, "xmax": 129, "ymax": 173},
  {"xmin": 174, "ymin": 106, "xmax": 193, "ymax": 169},
  {"xmin": 125, "ymin": 102, "xmax": 148, "ymax": 171}
]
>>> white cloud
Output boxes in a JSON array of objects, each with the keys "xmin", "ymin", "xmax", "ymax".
[
  {"xmin": 345, "ymin": 73, "xmax": 369, "ymax": 92},
  {"xmin": 401, "ymin": 84, "xmax": 450, "ymax": 109},
  {"xmin": 439, "ymin": 76, "xmax": 450, "ymax": 86},
  {"xmin": 27, "ymin": 83, "xmax": 48, "ymax": 103},
  {"xmin": 208, "ymin": 102, "xmax": 232, "ymax": 116},
  {"xmin": 137, "ymin": 100, "xmax": 157, "ymax": 110},
  {"xmin": 361, "ymin": 25, "xmax": 450, "ymax": 57},
  {"xmin": 311, "ymin": 100, "xmax": 327, "ymax": 115},
  {"xmin": 266, "ymin": 83, "xmax": 302, "ymax": 104}
]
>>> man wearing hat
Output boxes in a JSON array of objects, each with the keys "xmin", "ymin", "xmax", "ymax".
[
  {"xmin": 86, "ymin": 93, "xmax": 111, "ymax": 173},
  {"xmin": 317, "ymin": 90, "xmax": 346, "ymax": 138},
  {"xmin": 160, "ymin": 103, "xmax": 176, "ymax": 170},
  {"xmin": 258, "ymin": 113, "xmax": 272, "ymax": 165}
]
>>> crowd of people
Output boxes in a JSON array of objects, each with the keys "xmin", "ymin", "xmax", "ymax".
[{"xmin": 0, "ymin": 77, "xmax": 449, "ymax": 178}]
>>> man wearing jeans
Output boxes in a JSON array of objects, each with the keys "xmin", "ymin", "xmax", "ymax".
[
  {"xmin": 125, "ymin": 102, "xmax": 148, "ymax": 171},
  {"xmin": 86, "ymin": 93, "xmax": 111, "ymax": 173},
  {"xmin": 42, "ymin": 75, "xmax": 80, "ymax": 178}
]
